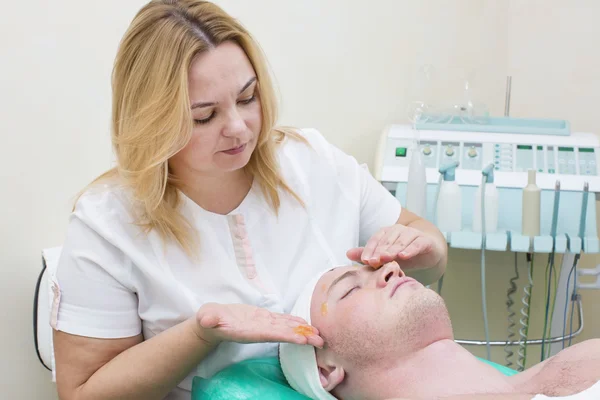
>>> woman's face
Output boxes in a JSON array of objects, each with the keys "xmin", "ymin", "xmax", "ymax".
[{"xmin": 170, "ymin": 41, "xmax": 262, "ymax": 180}]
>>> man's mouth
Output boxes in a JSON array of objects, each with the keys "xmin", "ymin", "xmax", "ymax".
[{"xmin": 389, "ymin": 277, "xmax": 416, "ymax": 298}]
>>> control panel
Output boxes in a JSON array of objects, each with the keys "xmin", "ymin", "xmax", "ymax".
[{"xmin": 375, "ymin": 125, "xmax": 600, "ymax": 192}]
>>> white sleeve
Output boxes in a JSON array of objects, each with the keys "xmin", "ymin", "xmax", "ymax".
[
  {"xmin": 355, "ymin": 159, "xmax": 402, "ymax": 245},
  {"xmin": 304, "ymin": 128, "xmax": 402, "ymax": 246},
  {"xmin": 52, "ymin": 215, "xmax": 141, "ymax": 339}
]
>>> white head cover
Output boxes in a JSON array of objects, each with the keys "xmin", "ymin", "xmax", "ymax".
[{"xmin": 279, "ymin": 270, "xmax": 337, "ymax": 400}]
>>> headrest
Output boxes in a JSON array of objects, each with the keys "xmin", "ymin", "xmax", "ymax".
[{"xmin": 279, "ymin": 270, "xmax": 337, "ymax": 400}]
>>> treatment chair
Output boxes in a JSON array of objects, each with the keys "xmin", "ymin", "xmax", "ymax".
[{"xmin": 33, "ymin": 246, "xmax": 62, "ymax": 380}]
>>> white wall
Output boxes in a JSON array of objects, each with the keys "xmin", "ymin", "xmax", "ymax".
[
  {"xmin": 1, "ymin": 1, "xmax": 150, "ymax": 398},
  {"xmin": 1, "ymin": 1, "xmax": 598, "ymax": 399}
]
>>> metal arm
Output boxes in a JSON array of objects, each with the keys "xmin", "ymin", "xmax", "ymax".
[{"xmin": 455, "ymin": 297, "xmax": 583, "ymax": 347}]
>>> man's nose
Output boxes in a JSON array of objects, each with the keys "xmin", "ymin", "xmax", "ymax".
[{"xmin": 376, "ymin": 261, "xmax": 405, "ymax": 288}]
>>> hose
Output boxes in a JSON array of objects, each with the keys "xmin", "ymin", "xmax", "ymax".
[
  {"xmin": 437, "ymin": 274, "xmax": 445, "ymax": 295},
  {"xmin": 504, "ymin": 252, "xmax": 520, "ymax": 368},
  {"xmin": 431, "ymin": 172, "xmax": 446, "ymax": 293},
  {"xmin": 563, "ymin": 254, "xmax": 580, "ymax": 349},
  {"xmin": 517, "ymin": 253, "xmax": 534, "ymax": 371},
  {"xmin": 433, "ymin": 173, "xmax": 444, "ymax": 226},
  {"xmin": 541, "ymin": 181, "xmax": 561, "ymax": 361},
  {"xmin": 480, "ymin": 174, "xmax": 491, "ymax": 361},
  {"xmin": 541, "ymin": 254, "xmax": 553, "ymax": 361}
]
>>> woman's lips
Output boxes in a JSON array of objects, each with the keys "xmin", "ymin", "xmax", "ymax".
[{"xmin": 222, "ymin": 143, "xmax": 247, "ymax": 155}]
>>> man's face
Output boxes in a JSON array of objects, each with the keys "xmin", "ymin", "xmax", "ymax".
[{"xmin": 310, "ymin": 262, "xmax": 452, "ymax": 369}]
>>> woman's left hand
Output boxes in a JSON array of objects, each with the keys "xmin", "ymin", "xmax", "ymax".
[{"xmin": 346, "ymin": 224, "xmax": 438, "ymax": 269}]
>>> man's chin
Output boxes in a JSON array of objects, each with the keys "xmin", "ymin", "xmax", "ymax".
[{"xmin": 391, "ymin": 289, "xmax": 453, "ymax": 343}]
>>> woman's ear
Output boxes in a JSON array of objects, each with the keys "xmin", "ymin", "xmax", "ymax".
[{"xmin": 318, "ymin": 363, "xmax": 345, "ymax": 392}]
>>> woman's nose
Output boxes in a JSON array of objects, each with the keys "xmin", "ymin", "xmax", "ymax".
[
  {"xmin": 376, "ymin": 261, "xmax": 405, "ymax": 288},
  {"xmin": 222, "ymin": 109, "xmax": 246, "ymax": 138}
]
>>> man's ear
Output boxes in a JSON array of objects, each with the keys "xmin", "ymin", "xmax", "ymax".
[{"xmin": 318, "ymin": 363, "xmax": 345, "ymax": 392}]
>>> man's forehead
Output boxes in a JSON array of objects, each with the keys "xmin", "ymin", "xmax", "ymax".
[{"xmin": 322, "ymin": 264, "xmax": 365, "ymax": 284}]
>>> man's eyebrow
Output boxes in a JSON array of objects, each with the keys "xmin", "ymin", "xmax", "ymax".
[
  {"xmin": 191, "ymin": 77, "xmax": 257, "ymax": 109},
  {"xmin": 326, "ymin": 270, "xmax": 359, "ymax": 297}
]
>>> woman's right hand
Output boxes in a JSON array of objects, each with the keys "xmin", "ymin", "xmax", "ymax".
[{"xmin": 196, "ymin": 303, "xmax": 324, "ymax": 348}]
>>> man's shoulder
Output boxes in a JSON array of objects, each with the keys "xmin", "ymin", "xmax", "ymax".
[
  {"xmin": 514, "ymin": 339, "xmax": 600, "ymax": 397},
  {"xmin": 549, "ymin": 338, "xmax": 600, "ymax": 364}
]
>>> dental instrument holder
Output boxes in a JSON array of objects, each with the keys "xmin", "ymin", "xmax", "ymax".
[
  {"xmin": 435, "ymin": 161, "xmax": 462, "ymax": 237},
  {"xmin": 394, "ymin": 180, "xmax": 597, "ymax": 254},
  {"xmin": 473, "ymin": 163, "xmax": 498, "ymax": 234},
  {"xmin": 376, "ymin": 125, "xmax": 600, "ymax": 255},
  {"xmin": 377, "ymin": 124, "xmax": 598, "ymax": 356},
  {"xmin": 577, "ymin": 264, "xmax": 600, "ymax": 290}
]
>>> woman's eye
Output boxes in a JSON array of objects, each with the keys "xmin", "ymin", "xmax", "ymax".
[
  {"xmin": 238, "ymin": 95, "xmax": 256, "ymax": 105},
  {"xmin": 341, "ymin": 286, "xmax": 359, "ymax": 300},
  {"xmin": 194, "ymin": 113, "xmax": 215, "ymax": 125}
]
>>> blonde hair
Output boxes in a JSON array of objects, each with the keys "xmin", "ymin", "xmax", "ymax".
[{"xmin": 81, "ymin": 0, "xmax": 305, "ymax": 254}]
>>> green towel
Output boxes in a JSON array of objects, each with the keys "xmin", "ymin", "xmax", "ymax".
[
  {"xmin": 192, "ymin": 358, "xmax": 310, "ymax": 400},
  {"xmin": 477, "ymin": 357, "xmax": 519, "ymax": 376},
  {"xmin": 192, "ymin": 357, "xmax": 518, "ymax": 399}
]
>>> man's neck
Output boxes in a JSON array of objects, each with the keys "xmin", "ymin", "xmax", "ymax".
[{"xmin": 344, "ymin": 339, "xmax": 515, "ymax": 400}]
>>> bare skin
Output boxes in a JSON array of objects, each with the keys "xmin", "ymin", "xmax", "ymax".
[
  {"xmin": 307, "ymin": 263, "xmax": 600, "ymax": 400},
  {"xmin": 510, "ymin": 339, "xmax": 600, "ymax": 397}
]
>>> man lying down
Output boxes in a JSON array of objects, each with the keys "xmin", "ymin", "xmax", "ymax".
[{"xmin": 279, "ymin": 262, "xmax": 600, "ymax": 400}]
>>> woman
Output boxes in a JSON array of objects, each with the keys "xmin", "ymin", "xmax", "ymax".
[{"xmin": 52, "ymin": 1, "xmax": 447, "ymax": 399}]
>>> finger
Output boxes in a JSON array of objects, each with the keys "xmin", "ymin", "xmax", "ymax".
[
  {"xmin": 383, "ymin": 235, "xmax": 419, "ymax": 261},
  {"xmin": 361, "ymin": 229, "xmax": 387, "ymax": 265},
  {"xmin": 289, "ymin": 325, "xmax": 324, "ymax": 348},
  {"xmin": 397, "ymin": 237, "xmax": 433, "ymax": 260},
  {"xmin": 383, "ymin": 230, "xmax": 419, "ymax": 261},
  {"xmin": 271, "ymin": 324, "xmax": 324, "ymax": 348},
  {"xmin": 280, "ymin": 319, "xmax": 321, "ymax": 335},
  {"xmin": 198, "ymin": 314, "xmax": 220, "ymax": 329},
  {"xmin": 371, "ymin": 227, "xmax": 403, "ymax": 264},
  {"xmin": 346, "ymin": 247, "xmax": 364, "ymax": 262},
  {"xmin": 307, "ymin": 334, "xmax": 325, "ymax": 349},
  {"xmin": 272, "ymin": 312, "xmax": 307, "ymax": 324},
  {"xmin": 290, "ymin": 332, "xmax": 324, "ymax": 348},
  {"xmin": 278, "ymin": 320, "xmax": 322, "ymax": 338}
]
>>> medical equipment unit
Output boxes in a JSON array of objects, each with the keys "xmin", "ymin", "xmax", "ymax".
[{"xmin": 374, "ymin": 118, "xmax": 600, "ymax": 369}]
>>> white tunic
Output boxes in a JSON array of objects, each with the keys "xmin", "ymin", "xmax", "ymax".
[{"xmin": 52, "ymin": 128, "xmax": 402, "ymax": 399}]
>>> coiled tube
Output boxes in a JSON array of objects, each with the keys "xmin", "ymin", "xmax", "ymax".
[
  {"xmin": 504, "ymin": 253, "xmax": 520, "ymax": 368},
  {"xmin": 517, "ymin": 253, "xmax": 534, "ymax": 371}
]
